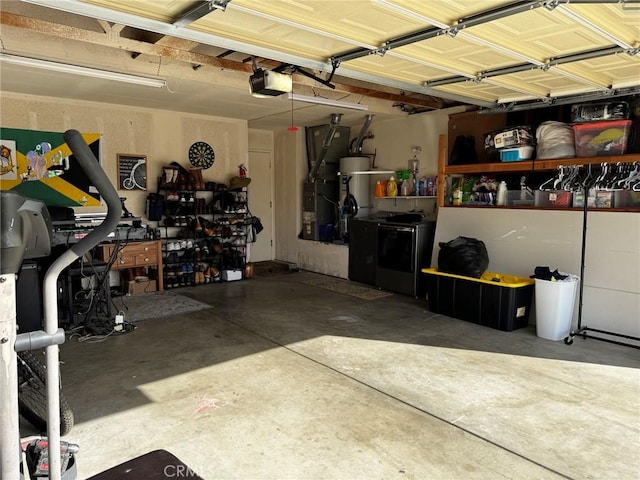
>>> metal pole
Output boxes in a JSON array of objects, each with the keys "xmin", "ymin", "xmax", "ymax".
[
  {"xmin": 576, "ymin": 183, "xmax": 588, "ymax": 331},
  {"xmin": 0, "ymin": 274, "xmax": 21, "ymax": 479},
  {"xmin": 43, "ymin": 241, "xmax": 83, "ymax": 480}
]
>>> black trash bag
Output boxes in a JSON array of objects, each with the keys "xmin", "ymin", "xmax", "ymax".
[{"xmin": 438, "ymin": 236, "xmax": 489, "ymax": 278}]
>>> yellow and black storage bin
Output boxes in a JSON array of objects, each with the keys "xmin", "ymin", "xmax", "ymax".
[{"xmin": 421, "ymin": 268, "xmax": 534, "ymax": 331}]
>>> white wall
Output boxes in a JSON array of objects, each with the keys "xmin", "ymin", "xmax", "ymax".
[
  {"xmin": 1, "ymin": 92, "xmax": 248, "ymax": 219},
  {"xmin": 433, "ymin": 208, "xmax": 640, "ymax": 337},
  {"xmin": 272, "ymin": 108, "xmax": 460, "ymax": 278},
  {"xmin": 368, "ymin": 107, "xmax": 463, "ymax": 219}
]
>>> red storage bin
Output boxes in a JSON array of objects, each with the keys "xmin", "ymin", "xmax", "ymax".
[{"xmin": 573, "ymin": 120, "xmax": 631, "ymax": 157}]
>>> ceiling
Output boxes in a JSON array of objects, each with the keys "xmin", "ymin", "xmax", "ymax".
[{"xmin": 1, "ymin": 1, "xmax": 639, "ymax": 130}]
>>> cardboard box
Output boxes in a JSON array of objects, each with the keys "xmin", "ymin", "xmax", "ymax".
[
  {"xmin": 127, "ymin": 279, "xmax": 156, "ymax": 295},
  {"xmin": 422, "ymin": 268, "xmax": 534, "ymax": 331}
]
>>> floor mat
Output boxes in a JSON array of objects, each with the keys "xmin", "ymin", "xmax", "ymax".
[
  {"xmin": 113, "ymin": 290, "xmax": 211, "ymax": 323},
  {"xmin": 253, "ymin": 260, "xmax": 298, "ymax": 276},
  {"xmin": 301, "ymin": 278, "xmax": 393, "ymax": 300}
]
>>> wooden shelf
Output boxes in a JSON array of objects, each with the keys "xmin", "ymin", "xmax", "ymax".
[
  {"xmin": 337, "ymin": 170, "xmax": 395, "ymax": 175},
  {"xmin": 445, "ymin": 153, "xmax": 640, "ymax": 175},
  {"xmin": 376, "ymin": 196, "xmax": 437, "ymax": 199},
  {"xmin": 436, "ymin": 132, "xmax": 640, "ymax": 210},
  {"xmin": 442, "ymin": 204, "xmax": 640, "ymax": 213}
]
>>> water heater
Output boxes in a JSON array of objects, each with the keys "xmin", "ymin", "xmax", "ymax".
[{"xmin": 339, "ymin": 156, "xmax": 371, "ymax": 219}]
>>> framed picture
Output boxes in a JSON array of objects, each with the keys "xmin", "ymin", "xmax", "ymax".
[{"xmin": 117, "ymin": 153, "xmax": 146, "ymax": 191}]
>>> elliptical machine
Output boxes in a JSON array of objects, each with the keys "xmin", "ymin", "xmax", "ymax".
[{"xmin": 0, "ymin": 130, "xmax": 122, "ymax": 479}]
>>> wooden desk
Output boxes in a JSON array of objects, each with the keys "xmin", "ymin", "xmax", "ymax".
[{"xmin": 96, "ymin": 240, "xmax": 163, "ymax": 291}]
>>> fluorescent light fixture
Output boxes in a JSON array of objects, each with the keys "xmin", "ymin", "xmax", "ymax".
[
  {"xmin": 287, "ymin": 93, "xmax": 368, "ymax": 111},
  {"xmin": 0, "ymin": 53, "xmax": 167, "ymax": 88}
]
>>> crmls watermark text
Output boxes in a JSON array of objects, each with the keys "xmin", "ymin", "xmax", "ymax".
[{"xmin": 163, "ymin": 464, "xmax": 200, "ymax": 478}]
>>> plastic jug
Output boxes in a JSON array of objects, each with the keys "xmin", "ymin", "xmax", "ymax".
[
  {"xmin": 387, "ymin": 176, "xmax": 398, "ymax": 197},
  {"xmin": 496, "ymin": 181, "xmax": 507, "ymax": 206},
  {"xmin": 400, "ymin": 179, "xmax": 410, "ymax": 196}
]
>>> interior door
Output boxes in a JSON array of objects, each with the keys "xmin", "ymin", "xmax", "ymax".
[{"xmin": 248, "ymin": 150, "xmax": 274, "ymax": 262}]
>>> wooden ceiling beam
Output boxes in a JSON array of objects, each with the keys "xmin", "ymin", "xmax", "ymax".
[
  {"xmin": 1, "ymin": 12, "xmax": 252, "ymax": 73},
  {"xmin": 154, "ymin": 36, "xmax": 200, "ymax": 51}
]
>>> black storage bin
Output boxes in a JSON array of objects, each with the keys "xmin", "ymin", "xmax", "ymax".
[{"xmin": 422, "ymin": 268, "xmax": 534, "ymax": 331}]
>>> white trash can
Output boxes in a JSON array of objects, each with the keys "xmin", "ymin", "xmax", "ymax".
[{"xmin": 534, "ymin": 274, "xmax": 580, "ymax": 341}]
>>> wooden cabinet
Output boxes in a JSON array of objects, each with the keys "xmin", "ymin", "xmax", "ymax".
[{"xmin": 96, "ymin": 240, "xmax": 163, "ymax": 291}]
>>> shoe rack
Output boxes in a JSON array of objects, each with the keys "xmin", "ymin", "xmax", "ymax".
[{"xmin": 157, "ymin": 166, "xmax": 249, "ymax": 288}]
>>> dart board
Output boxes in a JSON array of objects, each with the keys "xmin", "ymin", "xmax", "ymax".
[{"xmin": 188, "ymin": 141, "xmax": 215, "ymax": 169}]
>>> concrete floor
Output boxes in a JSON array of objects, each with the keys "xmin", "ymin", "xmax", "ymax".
[{"xmin": 53, "ymin": 270, "xmax": 639, "ymax": 479}]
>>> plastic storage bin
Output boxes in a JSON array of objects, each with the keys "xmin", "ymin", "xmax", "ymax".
[
  {"xmin": 221, "ymin": 269, "xmax": 242, "ymax": 281},
  {"xmin": 534, "ymin": 275, "xmax": 579, "ymax": 341},
  {"xmin": 573, "ymin": 120, "xmax": 631, "ymax": 157},
  {"xmin": 500, "ymin": 146, "xmax": 534, "ymax": 162},
  {"xmin": 422, "ymin": 268, "xmax": 534, "ymax": 331},
  {"xmin": 614, "ymin": 190, "xmax": 640, "ymax": 208},
  {"xmin": 571, "ymin": 101, "xmax": 630, "ymax": 123},
  {"xmin": 573, "ymin": 189, "xmax": 614, "ymax": 208},
  {"xmin": 534, "ymin": 190, "xmax": 573, "ymax": 207}
]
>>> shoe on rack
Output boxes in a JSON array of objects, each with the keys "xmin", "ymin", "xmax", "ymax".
[
  {"xmin": 197, "ymin": 198, "xmax": 206, "ymax": 214},
  {"xmin": 210, "ymin": 266, "xmax": 221, "ymax": 281}
]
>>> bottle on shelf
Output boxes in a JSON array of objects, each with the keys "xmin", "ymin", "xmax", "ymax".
[
  {"xmin": 426, "ymin": 176, "xmax": 435, "ymax": 196},
  {"xmin": 496, "ymin": 181, "xmax": 507, "ymax": 206},
  {"xmin": 375, "ymin": 181, "xmax": 385, "ymax": 197},
  {"xmin": 387, "ymin": 176, "xmax": 398, "ymax": 197},
  {"xmin": 400, "ymin": 179, "xmax": 410, "ymax": 196},
  {"xmin": 452, "ymin": 188, "xmax": 463, "ymax": 206}
]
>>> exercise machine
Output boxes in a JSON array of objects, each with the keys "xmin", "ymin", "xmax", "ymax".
[{"xmin": 1, "ymin": 129, "xmax": 121, "ymax": 479}]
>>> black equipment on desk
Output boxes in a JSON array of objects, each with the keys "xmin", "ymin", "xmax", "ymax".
[{"xmin": 52, "ymin": 223, "xmax": 147, "ymax": 246}]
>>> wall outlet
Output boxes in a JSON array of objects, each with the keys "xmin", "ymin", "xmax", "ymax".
[{"xmin": 114, "ymin": 314, "xmax": 124, "ymax": 332}]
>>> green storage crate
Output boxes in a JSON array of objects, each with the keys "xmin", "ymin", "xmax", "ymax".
[{"xmin": 422, "ymin": 268, "xmax": 534, "ymax": 331}]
